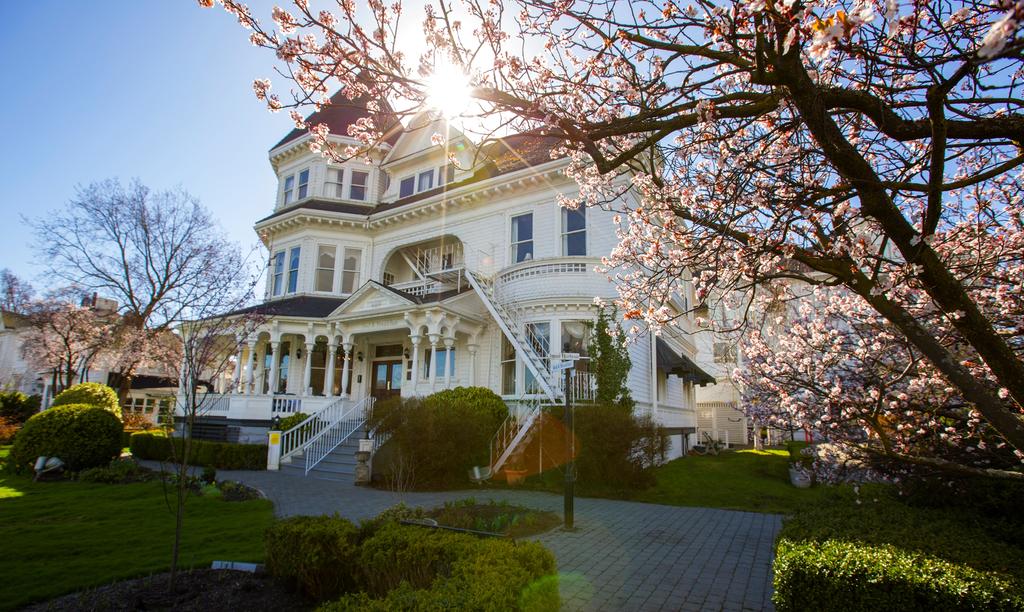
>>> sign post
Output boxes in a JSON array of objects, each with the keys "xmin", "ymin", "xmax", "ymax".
[{"xmin": 563, "ymin": 365, "xmax": 575, "ymax": 530}]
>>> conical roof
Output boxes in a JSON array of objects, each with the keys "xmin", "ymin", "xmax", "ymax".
[{"xmin": 272, "ymin": 88, "xmax": 402, "ymax": 150}]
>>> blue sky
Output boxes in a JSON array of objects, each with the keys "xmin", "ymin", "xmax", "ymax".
[{"xmin": 0, "ymin": 1, "xmax": 296, "ymax": 289}]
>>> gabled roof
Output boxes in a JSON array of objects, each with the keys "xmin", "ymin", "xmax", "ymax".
[{"xmin": 272, "ymin": 89, "xmax": 402, "ymax": 150}]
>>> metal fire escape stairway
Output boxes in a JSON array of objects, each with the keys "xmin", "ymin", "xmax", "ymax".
[{"xmin": 465, "ymin": 269, "xmax": 562, "ymax": 477}]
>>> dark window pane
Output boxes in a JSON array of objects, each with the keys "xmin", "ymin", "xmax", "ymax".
[
  {"xmin": 564, "ymin": 207, "xmax": 585, "ymax": 232},
  {"xmin": 400, "ymin": 177, "xmax": 415, "ymax": 197},
  {"xmin": 565, "ymin": 232, "xmax": 586, "ymax": 256}
]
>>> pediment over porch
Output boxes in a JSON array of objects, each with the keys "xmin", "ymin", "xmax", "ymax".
[{"xmin": 328, "ymin": 281, "xmax": 417, "ymax": 318}]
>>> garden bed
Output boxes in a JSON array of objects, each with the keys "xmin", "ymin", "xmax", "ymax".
[
  {"xmin": 420, "ymin": 498, "xmax": 562, "ymax": 538},
  {"xmin": 22, "ymin": 569, "xmax": 310, "ymax": 612}
]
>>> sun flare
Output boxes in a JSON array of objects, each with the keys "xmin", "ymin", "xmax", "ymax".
[{"xmin": 425, "ymin": 60, "xmax": 473, "ymax": 119}]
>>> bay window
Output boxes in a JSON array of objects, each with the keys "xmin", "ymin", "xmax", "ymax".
[
  {"xmin": 326, "ymin": 168, "xmax": 344, "ymax": 198},
  {"xmin": 399, "ymin": 176, "xmax": 415, "ymax": 198},
  {"xmin": 297, "ymin": 169, "xmax": 309, "ymax": 199},
  {"xmin": 271, "ymin": 251, "xmax": 285, "ymax": 296},
  {"xmin": 283, "ymin": 175, "xmax": 295, "ymax": 204}
]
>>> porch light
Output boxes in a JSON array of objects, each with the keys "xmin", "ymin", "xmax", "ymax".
[
  {"xmin": 403, "ymin": 348, "xmax": 410, "ymax": 359},
  {"xmin": 357, "ymin": 351, "xmax": 364, "ymax": 362}
]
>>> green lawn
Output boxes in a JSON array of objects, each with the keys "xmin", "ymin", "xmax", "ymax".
[
  {"xmin": 631, "ymin": 449, "xmax": 836, "ymax": 514},
  {"xmin": 0, "ymin": 454, "xmax": 274, "ymax": 610}
]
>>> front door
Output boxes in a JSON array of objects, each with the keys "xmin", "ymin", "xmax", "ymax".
[{"xmin": 371, "ymin": 360, "xmax": 403, "ymax": 402}]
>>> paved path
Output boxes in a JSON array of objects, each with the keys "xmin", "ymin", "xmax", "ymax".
[{"xmin": 149, "ymin": 464, "xmax": 780, "ymax": 611}]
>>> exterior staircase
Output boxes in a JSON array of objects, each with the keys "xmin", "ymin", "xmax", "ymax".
[
  {"xmin": 465, "ymin": 269, "xmax": 565, "ymax": 478},
  {"xmin": 280, "ymin": 424, "xmax": 368, "ymax": 482}
]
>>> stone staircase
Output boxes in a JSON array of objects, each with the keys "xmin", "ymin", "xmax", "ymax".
[{"xmin": 280, "ymin": 424, "xmax": 367, "ymax": 483}]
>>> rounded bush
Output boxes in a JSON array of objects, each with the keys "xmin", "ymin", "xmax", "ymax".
[
  {"xmin": 52, "ymin": 382, "xmax": 121, "ymax": 419},
  {"xmin": 11, "ymin": 404, "xmax": 124, "ymax": 472},
  {"xmin": 264, "ymin": 515, "xmax": 360, "ymax": 600}
]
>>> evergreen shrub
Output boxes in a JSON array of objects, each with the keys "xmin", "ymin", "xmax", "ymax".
[
  {"xmin": 10, "ymin": 404, "xmax": 123, "ymax": 472},
  {"xmin": 52, "ymin": 382, "xmax": 121, "ymax": 419}
]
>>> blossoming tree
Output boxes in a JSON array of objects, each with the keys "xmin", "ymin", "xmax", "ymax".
[{"xmin": 201, "ymin": 0, "xmax": 1024, "ymax": 470}]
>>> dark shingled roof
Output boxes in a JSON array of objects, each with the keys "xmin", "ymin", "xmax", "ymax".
[
  {"xmin": 259, "ymin": 130, "xmax": 566, "ymax": 224},
  {"xmin": 378, "ymin": 283, "xmax": 472, "ymax": 304},
  {"xmin": 225, "ymin": 295, "xmax": 346, "ymax": 319},
  {"xmin": 656, "ymin": 338, "xmax": 716, "ymax": 386},
  {"xmin": 273, "ymin": 89, "xmax": 402, "ymax": 150}
]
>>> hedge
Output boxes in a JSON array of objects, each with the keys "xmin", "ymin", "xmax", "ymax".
[
  {"xmin": 10, "ymin": 404, "xmax": 123, "ymax": 472},
  {"xmin": 264, "ymin": 515, "xmax": 361, "ymax": 600},
  {"xmin": 773, "ymin": 488, "xmax": 1024, "ymax": 611},
  {"xmin": 52, "ymin": 382, "xmax": 121, "ymax": 419},
  {"xmin": 0, "ymin": 390, "xmax": 41, "ymax": 424},
  {"xmin": 261, "ymin": 514, "xmax": 558, "ymax": 611},
  {"xmin": 129, "ymin": 432, "xmax": 267, "ymax": 470}
]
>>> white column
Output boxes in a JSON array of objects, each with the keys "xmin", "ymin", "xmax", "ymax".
[
  {"xmin": 268, "ymin": 340, "xmax": 281, "ymax": 395},
  {"xmin": 443, "ymin": 337, "xmax": 455, "ymax": 388},
  {"xmin": 467, "ymin": 343, "xmax": 478, "ymax": 386},
  {"xmin": 410, "ymin": 335, "xmax": 422, "ymax": 389},
  {"xmin": 428, "ymin": 334, "xmax": 439, "ymax": 391},
  {"xmin": 302, "ymin": 341, "xmax": 314, "ymax": 396},
  {"xmin": 325, "ymin": 342, "xmax": 337, "ymax": 396},
  {"xmin": 254, "ymin": 342, "xmax": 266, "ymax": 395},
  {"xmin": 340, "ymin": 342, "xmax": 353, "ymax": 398},
  {"xmin": 233, "ymin": 344, "xmax": 244, "ymax": 393},
  {"xmin": 650, "ymin": 332, "xmax": 658, "ymax": 415},
  {"xmin": 245, "ymin": 340, "xmax": 257, "ymax": 395}
]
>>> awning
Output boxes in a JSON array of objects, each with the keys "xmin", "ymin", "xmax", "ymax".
[{"xmin": 656, "ymin": 338, "xmax": 716, "ymax": 386}]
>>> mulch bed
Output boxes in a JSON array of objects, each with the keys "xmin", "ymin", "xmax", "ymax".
[{"xmin": 22, "ymin": 569, "xmax": 312, "ymax": 612}]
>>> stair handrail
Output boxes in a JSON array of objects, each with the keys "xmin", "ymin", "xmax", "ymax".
[
  {"xmin": 280, "ymin": 396, "xmax": 350, "ymax": 460},
  {"xmin": 489, "ymin": 398, "xmax": 543, "ymax": 474},
  {"xmin": 465, "ymin": 269, "xmax": 560, "ymax": 402},
  {"xmin": 304, "ymin": 396, "xmax": 375, "ymax": 475}
]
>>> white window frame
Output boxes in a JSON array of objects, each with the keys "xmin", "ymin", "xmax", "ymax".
[
  {"xmin": 271, "ymin": 250, "xmax": 286, "ymax": 297},
  {"xmin": 341, "ymin": 247, "xmax": 362, "ymax": 294},
  {"xmin": 510, "ymin": 212, "xmax": 534, "ymax": 264},
  {"xmin": 561, "ymin": 207, "xmax": 587, "ymax": 256},
  {"xmin": 297, "ymin": 169, "xmax": 310, "ymax": 200},
  {"xmin": 282, "ymin": 175, "xmax": 295, "ymax": 205},
  {"xmin": 417, "ymin": 169, "xmax": 434, "ymax": 192},
  {"xmin": 315, "ymin": 244, "xmax": 336, "ymax": 292},
  {"xmin": 325, "ymin": 167, "xmax": 344, "ymax": 198},
  {"xmin": 350, "ymin": 170, "xmax": 369, "ymax": 201},
  {"xmin": 287, "ymin": 246, "xmax": 301, "ymax": 294}
]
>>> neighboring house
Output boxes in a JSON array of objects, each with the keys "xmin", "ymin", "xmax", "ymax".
[
  {"xmin": 692, "ymin": 301, "xmax": 750, "ymax": 447},
  {"xmin": 0, "ymin": 297, "xmax": 177, "ymax": 426},
  {"xmin": 185, "ymin": 93, "xmax": 713, "ymax": 476},
  {"xmin": 0, "ymin": 310, "xmax": 40, "ymax": 395}
]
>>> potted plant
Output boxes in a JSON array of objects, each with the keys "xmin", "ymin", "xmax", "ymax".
[{"xmin": 504, "ymin": 461, "xmax": 528, "ymax": 485}]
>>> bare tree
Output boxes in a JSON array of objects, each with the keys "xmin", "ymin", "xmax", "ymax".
[
  {"xmin": 0, "ymin": 269, "xmax": 35, "ymax": 315},
  {"xmin": 32, "ymin": 179, "xmax": 247, "ymax": 402}
]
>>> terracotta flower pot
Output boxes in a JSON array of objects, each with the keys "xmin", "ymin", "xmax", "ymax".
[{"xmin": 505, "ymin": 468, "xmax": 528, "ymax": 485}]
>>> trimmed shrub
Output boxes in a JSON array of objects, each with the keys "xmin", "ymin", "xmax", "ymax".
[
  {"xmin": 323, "ymin": 523, "xmax": 559, "ymax": 611},
  {"xmin": 0, "ymin": 391, "xmax": 41, "ymax": 424},
  {"xmin": 277, "ymin": 412, "xmax": 310, "ymax": 432},
  {"xmin": 773, "ymin": 489, "xmax": 1024, "ymax": 611},
  {"xmin": 129, "ymin": 432, "xmax": 267, "ymax": 470},
  {"xmin": 264, "ymin": 515, "xmax": 361, "ymax": 600},
  {"xmin": 52, "ymin": 382, "xmax": 121, "ymax": 419},
  {"xmin": 10, "ymin": 404, "xmax": 123, "ymax": 472},
  {"xmin": 369, "ymin": 386, "xmax": 508, "ymax": 489}
]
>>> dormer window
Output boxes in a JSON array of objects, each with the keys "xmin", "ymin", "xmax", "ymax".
[
  {"xmin": 326, "ymin": 168, "xmax": 344, "ymax": 198},
  {"xmin": 350, "ymin": 171, "xmax": 368, "ymax": 201},
  {"xmin": 399, "ymin": 176, "xmax": 415, "ymax": 198},
  {"xmin": 439, "ymin": 164, "xmax": 455, "ymax": 185},
  {"xmin": 418, "ymin": 170, "xmax": 434, "ymax": 192},
  {"xmin": 297, "ymin": 169, "xmax": 309, "ymax": 200},
  {"xmin": 283, "ymin": 176, "xmax": 295, "ymax": 204}
]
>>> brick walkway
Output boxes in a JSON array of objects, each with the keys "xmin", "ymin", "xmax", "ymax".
[{"xmin": 197, "ymin": 467, "xmax": 781, "ymax": 611}]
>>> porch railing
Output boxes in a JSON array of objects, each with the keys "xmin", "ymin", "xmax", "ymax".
[
  {"xmin": 279, "ymin": 396, "xmax": 350, "ymax": 461},
  {"xmin": 272, "ymin": 396, "xmax": 303, "ymax": 414},
  {"xmin": 304, "ymin": 396, "xmax": 376, "ymax": 475}
]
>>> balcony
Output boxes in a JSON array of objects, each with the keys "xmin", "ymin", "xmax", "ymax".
[{"xmin": 494, "ymin": 257, "xmax": 608, "ymax": 303}]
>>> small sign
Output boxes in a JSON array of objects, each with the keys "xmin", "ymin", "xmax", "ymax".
[
  {"xmin": 551, "ymin": 360, "xmax": 574, "ymax": 372},
  {"xmin": 212, "ymin": 561, "xmax": 262, "ymax": 573},
  {"xmin": 553, "ymin": 352, "xmax": 581, "ymax": 361},
  {"xmin": 269, "ymin": 432, "xmax": 281, "ymax": 444}
]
